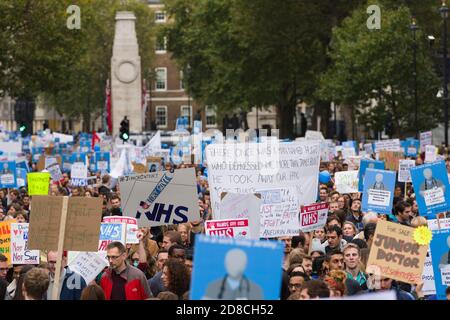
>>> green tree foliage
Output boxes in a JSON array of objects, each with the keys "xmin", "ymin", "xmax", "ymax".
[
  {"xmin": 0, "ymin": 0, "xmax": 155, "ymax": 131},
  {"xmin": 163, "ymin": 0, "xmax": 365, "ymax": 138},
  {"xmin": 319, "ymin": 2, "xmax": 440, "ymax": 138}
]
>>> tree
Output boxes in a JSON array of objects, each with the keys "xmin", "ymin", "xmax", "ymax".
[
  {"xmin": 319, "ymin": 2, "xmax": 440, "ymax": 138},
  {"xmin": 163, "ymin": 0, "xmax": 365, "ymax": 138},
  {"xmin": 1, "ymin": 0, "xmax": 155, "ymax": 132}
]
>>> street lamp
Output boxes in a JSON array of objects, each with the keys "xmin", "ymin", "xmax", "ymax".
[
  {"xmin": 410, "ymin": 17, "xmax": 419, "ymax": 138},
  {"xmin": 440, "ymin": 0, "xmax": 449, "ymax": 146}
]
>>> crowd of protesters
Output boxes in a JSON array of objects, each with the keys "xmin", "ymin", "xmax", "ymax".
[{"xmin": 1, "ymin": 146, "xmax": 450, "ymax": 300}]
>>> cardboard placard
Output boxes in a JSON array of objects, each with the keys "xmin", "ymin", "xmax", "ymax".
[
  {"xmin": 366, "ymin": 220, "xmax": 428, "ymax": 284},
  {"xmin": 378, "ymin": 151, "xmax": 403, "ymax": 171}
]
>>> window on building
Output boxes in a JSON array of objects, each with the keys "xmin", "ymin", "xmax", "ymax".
[
  {"xmin": 155, "ymin": 68, "xmax": 167, "ymax": 91},
  {"xmin": 155, "ymin": 36, "xmax": 167, "ymax": 54},
  {"xmin": 155, "ymin": 11, "xmax": 166, "ymax": 23},
  {"xmin": 205, "ymin": 106, "xmax": 217, "ymax": 127},
  {"xmin": 155, "ymin": 106, "xmax": 167, "ymax": 128},
  {"xmin": 180, "ymin": 105, "xmax": 192, "ymax": 128}
]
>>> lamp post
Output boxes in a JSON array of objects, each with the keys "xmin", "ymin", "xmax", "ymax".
[
  {"xmin": 440, "ymin": 0, "xmax": 449, "ymax": 146},
  {"xmin": 410, "ymin": 17, "xmax": 419, "ymax": 138}
]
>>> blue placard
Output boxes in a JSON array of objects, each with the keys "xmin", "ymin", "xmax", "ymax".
[
  {"xmin": 358, "ymin": 159, "xmax": 385, "ymax": 192},
  {"xmin": 190, "ymin": 235, "xmax": 283, "ymax": 300},
  {"xmin": 31, "ymin": 147, "xmax": 44, "ymax": 163},
  {"xmin": 0, "ymin": 161, "xmax": 17, "ymax": 188},
  {"xmin": 16, "ymin": 168, "xmax": 27, "ymax": 187},
  {"xmin": 410, "ymin": 161, "xmax": 450, "ymax": 217},
  {"xmin": 61, "ymin": 154, "xmax": 72, "ymax": 173},
  {"xmin": 99, "ymin": 223, "xmax": 125, "ymax": 241},
  {"xmin": 70, "ymin": 152, "xmax": 87, "ymax": 164},
  {"xmin": 79, "ymin": 140, "xmax": 91, "ymax": 153},
  {"xmin": 342, "ymin": 140, "xmax": 358, "ymax": 154},
  {"xmin": 95, "ymin": 152, "xmax": 110, "ymax": 173},
  {"xmin": 401, "ymin": 139, "xmax": 419, "ymax": 157},
  {"xmin": 361, "ymin": 168, "xmax": 396, "ymax": 214},
  {"xmin": 16, "ymin": 159, "xmax": 30, "ymax": 173},
  {"xmin": 430, "ymin": 228, "xmax": 450, "ymax": 300}
]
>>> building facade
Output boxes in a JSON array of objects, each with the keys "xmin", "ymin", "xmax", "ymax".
[{"xmin": 147, "ymin": 0, "xmax": 218, "ymax": 131}]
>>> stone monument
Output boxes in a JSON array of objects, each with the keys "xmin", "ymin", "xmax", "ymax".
[{"xmin": 111, "ymin": 11, "xmax": 142, "ymax": 135}]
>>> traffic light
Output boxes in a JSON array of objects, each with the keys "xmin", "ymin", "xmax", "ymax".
[
  {"xmin": 119, "ymin": 116, "xmax": 130, "ymax": 141},
  {"xmin": 14, "ymin": 100, "xmax": 35, "ymax": 137}
]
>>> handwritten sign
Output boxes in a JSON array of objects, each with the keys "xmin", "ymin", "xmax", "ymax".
[
  {"xmin": 68, "ymin": 252, "xmax": 108, "ymax": 284},
  {"xmin": 300, "ymin": 203, "xmax": 328, "ymax": 232},
  {"xmin": 27, "ymin": 172, "xmax": 51, "ymax": 195},
  {"xmin": 374, "ymin": 139, "xmax": 401, "ymax": 153},
  {"xmin": 335, "ymin": 170, "xmax": 359, "ymax": 194},
  {"xmin": 10, "ymin": 223, "xmax": 40, "ymax": 264},
  {"xmin": 0, "ymin": 220, "xmax": 15, "ymax": 263},
  {"xmin": 205, "ymin": 219, "xmax": 250, "ymax": 239},
  {"xmin": 28, "ymin": 196, "xmax": 102, "ymax": 252},
  {"xmin": 425, "ymin": 145, "xmax": 437, "ymax": 163},
  {"xmin": 366, "ymin": 220, "xmax": 428, "ymax": 284},
  {"xmin": 257, "ymin": 187, "xmax": 300, "ymax": 238},
  {"xmin": 378, "ymin": 151, "xmax": 403, "ymax": 171},
  {"xmin": 420, "ymin": 131, "xmax": 432, "ymax": 151}
]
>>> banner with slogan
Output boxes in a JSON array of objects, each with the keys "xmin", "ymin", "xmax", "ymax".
[
  {"xmin": 256, "ymin": 187, "xmax": 300, "ymax": 238},
  {"xmin": 378, "ymin": 150, "xmax": 403, "ymax": 171},
  {"xmin": 205, "ymin": 141, "xmax": 321, "ymax": 215},
  {"xmin": 335, "ymin": 170, "xmax": 359, "ymax": 194},
  {"xmin": 398, "ymin": 159, "xmax": 415, "ymax": 183},
  {"xmin": 190, "ymin": 235, "xmax": 284, "ymax": 300},
  {"xmin": 410, "ymin": 161, "xmax": 450, "ymax": 217},
  {"xmin": 358, "ymin": 159, "xmax": 385, "ymax": 192},
  {"xmin": 27, "ymin": 172, "xmax": 50, "ymax": 195},
  {"xmin": 216, "ymin": 193, "xmax": 261, "ymax": 240},
  {"xmin": 362, "ymin": 169, "xmax": 396, "ymax": 214},
  {"xmin": 68, "ymin": 252, "xmax": 108, "ymax": 285},
  {"xmin": 430, "ymin": 228, "xmax": 450, "ymax": 300},
  {"xmin": 205, "ymin": 219, "xmax": 250, "ymax": 239},
  {"xmin": 0, "ymin": 161, "xmax": 17, "ymax": 188},
  {"xmin": 119, "ymin": 168, "xmax": 199, "ymax": 227},
  {"xmin": 366, "ymin": 220, "xmax": 428, "ymax": 284},
  {"xmin": 70, "ymin": 162, "xmax": 88, "ymax": 187},
  {"xmin": 300, "ymin": 203, "xmax": 328, "ymax": 232},
  {"xmin": 374, "ymin": 139, "xmax": 401, "ymax": 153},
  {"xmin": 10, "ymin": 223, "xmax": 40, "ymax": 264}
]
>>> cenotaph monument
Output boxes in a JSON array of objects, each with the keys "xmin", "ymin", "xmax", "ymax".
[{"xmin": 111, "ymin": 11, "xmax": 142, "ymax": 135}]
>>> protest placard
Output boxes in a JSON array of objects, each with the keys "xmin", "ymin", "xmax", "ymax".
[
  {"xmin": 320, "ymin": 140, "xmax": 335, "ymax": 162},
  {"xmin": 361, "ymin": 169, "xmax": 396, "ymax": 214},
  {"xmin": 378, "ymin": 150, "xmax": 403, "ymax": 171},
  {"xmin": 119, "ymin": 168, "xmax": 199, "ymax": 227},
  {"xmin": 366, "ymin": 220, "xmax": 428, "ymax": 284},
  {"xmin": 16, "ymin": 168, "xmax": 27, "ymax": 188},
  {"xmin": 364, "ymin": 143, "xmax": 374, "ymax": 155},
  {"xmin": 68, "ymin": 252, "xmax": 108, "ymax": 285},
  {"xmin": 344, "ymin": 156, "xmax": 361, "ymax": 170},
  {"xmin": 374, "ymin": 139, "xmax": 401, "ymax": 153},
  {"xmin": 103, "ymin": 216, "xmax": 139, "ymax": 244},
  {"xmin": 190, "ymin": 235, "xmax": 283, "ymax": 300},
  {"xmin": 0, "ymin": 161, "xmax": 17, "ymax": 188},
  {"xmin": 46, "ymin": 163, "xmax": 63, "ymax": 183},
  {"xmin": 358, "ymin": 159, "xmax": 385, "ymax": 192},
  {"xmin": 132, "ymin": 162, "xmax": 148, "ymax": 173},
  {"xmin": 410, "ymin": 161, "xmax": 450, "ymax": 217},
  {"xmin": 98, "ymin": 223, "xmax": 127, "ymax": 251},
  {"xmin": 205, "ymin": 219, "xmax": 250, "ymax": 239},
  {"xmin": 0, "ymin": 220, "xmax": 15, "ymax": 263},
  {"xmin": 216, "ymin": 193, "xmax": 261, "ymax": 240},
  {"xmin": 27, "ymin": 172, "xmax": 50, "ymax": 195},
  {"xmin": 335, "ymin": 170, "xmax": 359, "ymax": 194},
  {"xmin": 430, "ymin": 228, "xmax": 450, "ymax": 299},
  {"xmin": 147, "ymin": 156, "xmax": 163, "ymax": 172},
  {"xmin": 37, "ymin": 155, "xmax": 62, "ymax": 172},
  {"xmin": 0, "ymin": 141, "xmax": 22, "ymax": 154},
  {"xmin": 305, "ymin": 130, "xmax": 324, "ymax": 140},
  {"xmin": 70, "ymin": 162, "xmax": 88, "ymax": 186},
  {"xmin": 206, "ymin": 141, "xmax": 320, "ymax": 214},
  {"xmin": 425, "ymin": 145, "xmax": 437, "ymax": 163},
  {"xmin": 420, "ymin": 131, "xmax": 432, "ymax": 150},
  {"xmin": 300, "ymin": 203, "xmax": 329, "ymax": 232},
  {"xmin": 398, "ymin": 159, "xmax": 415, "ymax": 183},
  {"xmin": 10, "ymin": 223, "xmax": 40, "ymax": 264},
  {"xmin": 95, "ymin": 152, "xmax": 110, "ymax": 173},
  {"xmin": 256, "ymin": 187, "xmax": 299, "ymax": 238}
]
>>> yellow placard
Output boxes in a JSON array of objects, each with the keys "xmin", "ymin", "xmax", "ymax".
[
  {"xmin": 27, "ymin": 172, "xmax": 51, "ymax": 195},
  {"xmin": 0, "ymin": 220, "xmax": 16, "ymax": 264}
]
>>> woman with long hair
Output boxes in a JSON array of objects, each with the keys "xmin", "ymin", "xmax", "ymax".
[{"xmin": 161, "ymin": 259, "xmax": 190, "ymax": 299}]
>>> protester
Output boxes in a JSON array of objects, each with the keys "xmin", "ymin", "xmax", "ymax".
[
  {"xmin": 298, "ymin": 279, "xmax": 330, "ymax": 299},
  {"xmin": 80, "ymin": 284, "xmax": 106, "ymax": 300},
  {"xmin": 22, "ymin": 268, "xmax": 50, "ymax": 300},
  {"xmin": 161, "ymin": 259, "xmax": 190, "ymax": 299},
  {"xmin": 0, "ymin": 254, "xmax": 8, "ymax": 282}
]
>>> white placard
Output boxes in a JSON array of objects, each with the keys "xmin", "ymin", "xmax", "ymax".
[
  {"xmin": 368, "ymin": 189, "xmax": 391, "ymax": 206},
  {"xmin": 423, "ymin": 188, "xmax": 445, "ymax": 206},
  {"xmin": 335, "ymin": 170, "xmax": 359, "ymax": 194},
  {"xmin": 425, "ymin": 145, "xmax": 437, "ymax": 163},
  {"xmin": 374, "ymin": 139, "xmax": 401, "ymax": 152},
  {"xmin": 10, "ymin": 223, "xmax": 40, "ymax": 264},
  {"xmin": 420, "ymin": 131, "xmax": 432, "ymax": 150},
  {"xmin": 300, "ymin": 203, "xmax": 328, "ymax": 232},
  {"xmin": 205, "ymin": 218, "xmax": 250, "ymax": 239},
  {"xmin": 71, "ymin": 162, "xmax": 88, "ymax": 179},
  {"xmin": 398, "ymin": 160, "xmax": 415, "ymax": 183},
  {"xmin": 68, "ymin": 252, "xmax": 108, "ymax": 284}
]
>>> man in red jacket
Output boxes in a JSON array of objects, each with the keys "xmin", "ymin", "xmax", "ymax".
[{"xmin": 100, "ymin": 241, "xmax": 151, "ymax": 300}]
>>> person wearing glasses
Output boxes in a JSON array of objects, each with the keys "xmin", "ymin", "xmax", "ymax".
[
  {"xmin": 100, "ymin": 241, "xmax": 151, "ymax": 300},
  {"xmin": 288, "ymin": 271, "xmax": 309, "ymax": 297}
]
